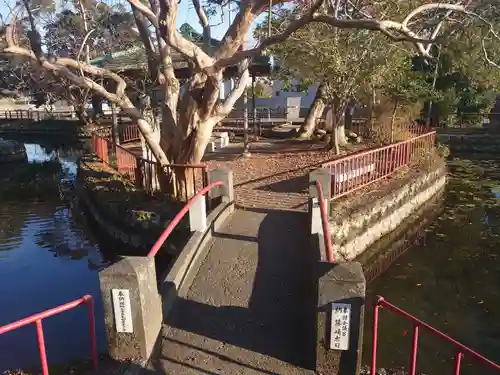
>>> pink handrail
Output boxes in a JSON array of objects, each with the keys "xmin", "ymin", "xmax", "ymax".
[
  {"xmin": 0, "ymin": 295, "xmax": 98, "ymax": 375},
  {"xmin": 147, "ymin": 181, "xmax": 225, "ymax": 257},
  {"xmin": 371, "ymin": 296, "xmax": 500, "ymax": 375},
  {"xmin": 314, "ymin": 180, "xmax": 334, "ymax": 263}
]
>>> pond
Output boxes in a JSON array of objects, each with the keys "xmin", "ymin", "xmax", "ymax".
[
  {"xmin": 363, "ymin": 156, "xmax": 500, "ymax": 375},
  {"xmin": 0, "ymin": 140, "xmax": 111, "ymax": 371}
]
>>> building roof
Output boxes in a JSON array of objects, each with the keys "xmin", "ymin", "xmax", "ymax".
[{"xmin": 89, "ymin": 23, "xmax": 273, "ymax": 76}]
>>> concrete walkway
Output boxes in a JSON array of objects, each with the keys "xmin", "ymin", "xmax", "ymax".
[{"xmin": 145, "ymin": 209, "xmax": 315, "ymax": 375}]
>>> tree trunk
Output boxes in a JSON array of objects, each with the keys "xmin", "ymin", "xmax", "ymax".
[
  {"xmin": 336, "ymin": 99, "xmax": 348, "ymax": 147},
  {"xmin": 137, "ymin": 93, "xmax": 161, "ymax": 192},
  {"xmin": 91, "ymin": 95, "xmax": 103, "ymax": 121},
  {"xmin": 344, "ymin": 100, "xmax": 353, "ymax": 131},
  {"xmin": 74, "ymin": 103, "xmax": 89, "ymax": 125},
  {"xmin": 111, "ymin": 102, "xmax": 119, "ymax": 154},
  {"xmin": 390, "ymin": 101, "xmax": 398, "ymax": 143},
  {"xmin": 325, "ymin": 105, "xmax": 339, "ymax": 154},
  {"xmin": 328, "ymin": 98, "xmax": 348, "ymax": 152},
  {"xmin": 299, "ymin": 82, "xmax": 326, "ymax": 139},
  {"xmin": 336, "ymin": 121, "xmax": 348, "ymax": 146}
]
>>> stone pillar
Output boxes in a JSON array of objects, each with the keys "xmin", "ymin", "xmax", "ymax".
[
  {"xmin": 309, "ymin": 168, "xmax": 332, "ymax": 262},
  {"xmin": 316, "ymin": 262, "xmax": 366, "ymax": 375},
  {"xmin": 208, "ymin": 168, "xmax": 234, "ymax": 203},
  {"xmin": 99, "ymin": 256, "xmax": 162, "ymax": 362}
]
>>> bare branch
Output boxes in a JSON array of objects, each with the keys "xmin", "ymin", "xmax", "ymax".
[
  {"xmin": 126, "ymin": 0, "xmax": 213, "ymax": 67},
  {"xmin": 131, "ymin": 4, "xmax": 160, "ymax": 82},
  {"xmin": 191, "ymin": 0, "xmax": 211, "ymax": 50},
  {"xmin": 3, "ymin": 31, "xmax": 127, "ymax": 98},
  {"xmin": 128, "ymin": 0, "xmax": 158, "ymax": 26},
  {"xmin": 216, "ymin": 64, "xmax": 250, "ymax": 117},
  {"xmin": 214, "ymin": 0, "xmax": 325, "ymax": 68},
  {"xmin": 76, "ymin": 29, "xmax": 95, "ymax": 66}
]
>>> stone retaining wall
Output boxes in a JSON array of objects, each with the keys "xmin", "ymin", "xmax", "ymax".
[
  {"xmin": 329, "ymin": 164, "xmax": 446, "ymax": 261},
  {"xmin": 438, "ymin": 133, "xmax": 500, "ymax": 153},
  {"xmin": 77, "ymin": 156, "xmax": 186, "ymax": 256}
]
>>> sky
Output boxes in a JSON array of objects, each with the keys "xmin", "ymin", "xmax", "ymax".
[{"xmin": 0, "ymin": 0, "xmax": 259, "ymax": 44}]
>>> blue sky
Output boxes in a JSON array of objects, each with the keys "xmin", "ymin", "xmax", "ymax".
[{"xmin": 0, "ymin": 0, "xmax": 258, "ymax": 44}]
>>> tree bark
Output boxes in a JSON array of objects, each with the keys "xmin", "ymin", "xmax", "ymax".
[
  {"xmin": 328, "ymin": 97, "xmax": 348, "ymax": 152},
  {"xmin": 325, "ymin": 105, "xmax": 339, "ymax": 154},
  {"xmin": 336, "ymin": 120, "xmax": 348, "ymax": 146},
  {"xmin": 111, "ymin": 102, "xmax": 119, "ymax": 153},
  {"xmin": 390, "ymin": 101, "xmax": 398, "ymax": 143},
  {"xmin": 367, "ymin": 87, "xmax": 376, "ymax": 133},
  {"xmin": 91, "ymin": 95, "xmax": 103, "ymax": 121},
  {"xmin": 336, "ymin": 98, "xmax": 348, "ymax": 147},
  {"xmin": 74, "ymin": 103, "xmax": 89, "ymax": 124},
  {"xmin": 299, "ymin": 81, "xmax": 326, "ymax": 139},
  {"xmin": 344, "ymin": 99, "xmax": 352, "ymax": 130}
]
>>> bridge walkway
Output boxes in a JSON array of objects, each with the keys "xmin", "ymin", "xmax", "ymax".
[{"xmin": 145, "ymin": 208, "xmax": 315, "ymax": 375}]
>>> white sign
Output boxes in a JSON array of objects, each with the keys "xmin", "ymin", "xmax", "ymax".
[
  {"xmin": 330, "ymin": 303, "xmax": 351, "ymax": 350},
  {"xmin": 112, "ymin": 289, "xmax": 133, "ymax": 333}
]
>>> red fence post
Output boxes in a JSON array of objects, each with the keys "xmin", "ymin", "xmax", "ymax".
[
  {"xmin": 0, "ymin": 296, "xmax": 98, "ymax": 373},
  {"xmin": 371, "ymin": 301, "xmax": 380, "ymax": 375},
  {"xmin": 35, "ymin": 320, "xmax": 49, "ymax": 375},
  {"xmin": 409, "ymin": 324, "xmax": 419, "ymax": 375},
  {"xmin": 374, "ymin": 297, "xmax": 500, "ymax": 375},
  {"xmin": 84, "ymin": 296, "xmax": 99, "ymax": 370},
  {"xmin": 309, "ymin": 168, "xmax": 334, "ymax": 263}
]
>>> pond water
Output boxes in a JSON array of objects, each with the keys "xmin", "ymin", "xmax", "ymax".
[
  {"xmin": 363, "ymin": 156, "xmax": 500, "ymax": 375},
  {"xmin": 0, "ymin": 141, "xmax": 110, "ymax": 371}
]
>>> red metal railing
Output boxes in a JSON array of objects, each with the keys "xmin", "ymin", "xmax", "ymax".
[
  {"xmin": 92, "ymin": 132, "xmax": 209, "ymax": 199},
  {"xmin": 314, "ymin": 180, "xmax": 334, "ymax": 263},
  {"xmin": 115, "ymin": 144, "xmax": 137, "ymax": 180},
  {"xmin": 119, "ymin": 124, "xmax": 140, "ymax": 143},
  {"xmin": 371, "ymin": 297, "xmax": 500, "ymax": 375},
  {"xmin": 323, "ymin": 131, "xmax": 436, "ymax": 200},
  {"xmin": 92, "ymin": 133, "xmax": 109, "ymax": 164},
  {"xmin": 0, "ymin": 295, "xmax": 98, "ymax": 375},
  {"xmin": 147, "ymin": 181, "xmax": 225, "ymax": 257}
]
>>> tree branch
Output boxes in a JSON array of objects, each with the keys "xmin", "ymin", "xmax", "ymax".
[
  {"xmin": 126, "ymin": 0, "xmax": 213, "ymax": 68},
  {"xmin": 214, "ymin": 0, "xmax": 325, "ymax": 68},
  {"xmin": 131, "ymin": 4, "xmax": 160, "ymax": 83},
  {"xmin": 216, "ymin": 62, "xmax": 250, "ymax": 117},
  {"xmin": 213, "ymin": 0, "xmax": 265, "ymax": 61},
  {"xmin": 191, "ymin": 0, "xmax": 211, "ymax": 50}
]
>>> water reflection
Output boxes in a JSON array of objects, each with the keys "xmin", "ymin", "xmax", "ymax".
[
  {"xmin": 364, "ymin": 158, "xmax": 500, "ymax": 375},
  {"xmin": 0, "ymin": 143, "xmax": 108, "ymax": 371}
]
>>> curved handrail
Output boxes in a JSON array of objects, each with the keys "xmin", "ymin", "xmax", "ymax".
[
  {"xmin": 315, "ymin": 180, "xmax": 334, "ymax": 263},
  {"xmin": 147, "ymin": 181, "xmax": 225, "ymax": 257}
]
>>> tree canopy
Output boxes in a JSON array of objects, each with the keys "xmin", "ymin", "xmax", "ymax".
[{"xmin": 2, "ymin": 0, "xmax": 500, "ymax": 195}]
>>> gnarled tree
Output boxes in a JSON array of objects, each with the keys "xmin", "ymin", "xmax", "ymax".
[{"xmin": 0, "ymin": 0, "xmax": 494, "ymax": 196}]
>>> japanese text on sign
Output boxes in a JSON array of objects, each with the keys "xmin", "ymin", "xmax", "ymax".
[
  {"xmin": 330, "ymin": 303, "xmax": 351, "ymax": 350},
  {"xmin": 112, "ymin": 289, "xmax": 133, "ymax": 333}
]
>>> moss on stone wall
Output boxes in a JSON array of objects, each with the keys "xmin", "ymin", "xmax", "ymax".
[{"xmin": 78, "ymin": 155, "xmax": 188, "ymax": 256}]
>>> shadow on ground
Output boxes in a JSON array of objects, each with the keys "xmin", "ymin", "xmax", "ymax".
[{"xmin": 155, "ymin": 209, "xmax": 317, "ymax": 373}]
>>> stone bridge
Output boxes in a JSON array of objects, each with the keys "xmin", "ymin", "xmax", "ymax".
[{"xmin": 99, "ymin": 168, "xmax": 365, "ymax": 375}]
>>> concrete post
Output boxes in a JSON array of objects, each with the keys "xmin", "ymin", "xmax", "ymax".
[
  {"xmin": 208, "ymin": 168, "xmax": 234, "ymax": 202},
  {"xmin": 99, "ymin": 256, "xmax": 162, "ymax": 362},
  {"xmin": 189, "ymin": 194, "xmax": 207, "ymax": 231},
  {"xmin": 316, "ymin": 262, "xmax": 366, "ymax": 375},
  {"xmin": 309, "ymin": 167, "xmax": 332, "ymax": 236}
]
